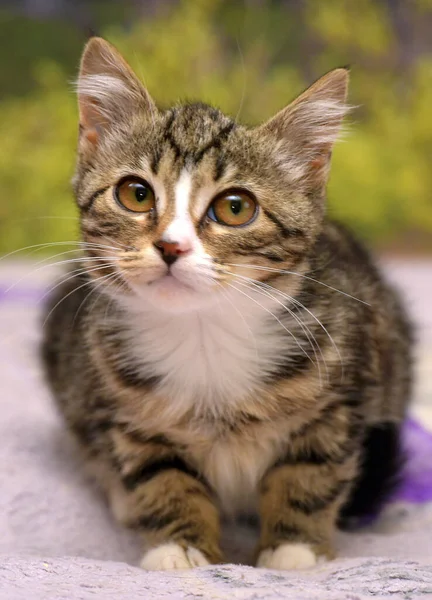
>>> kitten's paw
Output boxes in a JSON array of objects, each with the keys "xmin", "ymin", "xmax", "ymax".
[
  {"xmin": 257, "ymin": 543, "xmax": 318, "ymax": 570},
  {"xmin": 140, "ymin": 543, "xmax": 210, "ymax": 570}
]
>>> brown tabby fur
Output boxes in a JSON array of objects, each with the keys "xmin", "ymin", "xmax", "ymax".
[{"xmin": 41, "ymin": 38, "xmax": 412, "ymax": 570}]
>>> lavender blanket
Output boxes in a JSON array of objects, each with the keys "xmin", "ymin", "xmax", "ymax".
[{"xmin": 1, "ymin": 261, "xmax": 431, "ymax": 599}]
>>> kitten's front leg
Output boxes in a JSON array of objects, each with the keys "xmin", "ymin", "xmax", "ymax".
[
  {"xmin": 257, "ymin": 447, "xmax": 357, "ymax": 570},
  {"xmin": 110, "ymin": 429, "xmax": 222, "ymax": 570}
]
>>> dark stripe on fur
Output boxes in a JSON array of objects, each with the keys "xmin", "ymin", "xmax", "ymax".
[
  {"xmin": 252, "ymin": 252, "xmax": 287, "ymax": 262},
  {"xmin": 214, "ymin": 153, "xmax": 227, "ymax": 180},
  {"xmin": 119, "ymin": 428, "xmax": 173, "ymax": 448},
  {"xmin": 113, "ymin": 364, "xmax": 161, "ymax": 389},
  {"xmin": 122, "ymin": 456, "xmax": 201, "ymax": 491},
  {"xmin": 162, "ymin": 109, "xmax": 182, "ymax": 163},
  {"xmin": 272, "ymin": 522, "xmax": 303, "ymax": 539},
  {"xmin": 169, "ymin": 521, "xmax": 201, "ymax": 542},
  {"xmin": 83, "ymin": 220, "xmax": 122, "ymax": 237},
  {"xmin": 234, "ymin": 237, "xmax": 279, "ymax": 252},
  {"xmin": 262, "ymin": 208, "xmax": 305, "ymax": 239},
  {"xmin": 193, "ymin": 122, "xmax": 236, "ymax": 163},
  {"xmin": 81, "ymin": 186, "xmax": 109, "ymax": 211},
  {"xmin": 271, "ymin": 351, "xmax": 312, "ymax": 381},
  {"xmin": 270, "ymin": 319, "xmax": 329, "ymax": 381},
  {"xmin": 135, "ymin": 510, "xmax": 178, "ymax": 531},
  {"xmin": 270, "ymin": 521, "xmax": 324, "ymax": 545},
  {"xmin": 150, "ymin": 148, "xmax": 162, "ymax": 174},
  {"xmin": 72, "ymin": 418, "xmax": 112, "ymax": 447},
  {"xmin": 282, "ymin": 447, "xmax": 329, "ymax": 466},
  {"xmin": 234, "ymin": 248, "xmax": 288, "ymax": 262},
  {"xmin": 289, "ymin": 479, "xmax": 349, "ymax": 515},
  {"xmin": 281, "ymin": 441, "xmax": 356, "ymax": 466},
  {"xmin": 100, "ymin": 332, "xmax": 162, "ymax": 389},
  {"xmin": 290, "ymin": 402, "xmax": 343, "ymax": 439},
  {"xmin": 228, "ymin": 411, "xmax": 263, "ymax": 430}
]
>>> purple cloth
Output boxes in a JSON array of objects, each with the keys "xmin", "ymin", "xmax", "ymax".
[
  {"xmin": 396, "ymin": 418, "xmax": 432, "ymax": 503},
  {"xmin": 0, "ymin": 285, "xmax": 45, "ymax": 303}
]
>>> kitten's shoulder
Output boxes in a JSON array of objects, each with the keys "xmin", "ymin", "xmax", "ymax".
[{"xmin": 314, "ymin": 218, "xmax": 382, "ymax": 279}]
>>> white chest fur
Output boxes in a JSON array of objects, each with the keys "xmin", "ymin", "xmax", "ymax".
[
  {"xmin": 117, "ymin": 288, "xmax": 291, "ymax": 511},
  {"xmin": 120, "ymin": 288, "xmax": 287, "ymax": 419},
  {"xmin": 202, "ymin": 430, "xmax": 286, "ymax": 513}
]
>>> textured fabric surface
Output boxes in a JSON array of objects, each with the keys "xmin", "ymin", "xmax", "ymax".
[
  {"xmin": 0, "ymin": 260, "xmax": 431, "ymax": 599},
  {"xmin": 1, "ymin": 556, "xmax": 432, "ymax": 600}
]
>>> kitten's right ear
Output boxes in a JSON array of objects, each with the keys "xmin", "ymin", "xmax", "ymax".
[{"xmin": 77, "ymin": 37, "xmax": 157, "ymax": 153}]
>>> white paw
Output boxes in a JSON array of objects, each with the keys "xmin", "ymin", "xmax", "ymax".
[
  {"xmin": 140, "ymin": 543, "xmax": 210, "ymax": 570},
  {"xmin": 257, "ymin": 543, "xmax": 318, "ymax": 570}
]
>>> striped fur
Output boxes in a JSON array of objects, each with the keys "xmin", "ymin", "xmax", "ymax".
[{"xmin": 42, "ymin": 38, "xmax": 413, "ymax": 571}]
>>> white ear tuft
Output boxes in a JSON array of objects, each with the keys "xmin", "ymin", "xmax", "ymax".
[
  {"xmin": 294, "ymin": 98, "xmax": 351, "ymax": 146},
  {"xmin": 260, "ymin": 68, "xmax": 351, "ymax": 187},
  {"xmin": 76, "ymin": 37, "xmax": 157, "ymax": 152},
  {"xmin": 76, "ymin": 74, "xmax": 143, "ymax": 124}
]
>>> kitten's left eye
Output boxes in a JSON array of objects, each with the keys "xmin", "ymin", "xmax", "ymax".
[
  {"xmin": 114, "ymin": 177, "xmax": 155, "ymax": 213},
  {"xmin": 207, "ymin": 190, "xmax": 257, "ymax": 227}
]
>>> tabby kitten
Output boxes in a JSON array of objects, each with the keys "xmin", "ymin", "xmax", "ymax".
[{"xmin": 42, "ymin": 37, "xmax": 412, "ymax": 571}]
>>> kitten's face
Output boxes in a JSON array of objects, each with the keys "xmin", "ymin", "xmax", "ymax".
[{"xmin": 74, "ymin": 38, "xmax": 348, "ymax": 313}]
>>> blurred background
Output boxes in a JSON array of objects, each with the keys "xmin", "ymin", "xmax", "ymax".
[{"xmin": 0, "ymin": 0, "xmax": 431, "ymax": 257}]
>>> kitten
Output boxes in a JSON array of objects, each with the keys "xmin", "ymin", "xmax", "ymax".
[{"xmin": 42, "ymin": 37, "xmax": 412, "ymax": 571}]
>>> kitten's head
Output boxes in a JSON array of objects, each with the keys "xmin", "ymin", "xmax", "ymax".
[{"xmin": 73, "ymin": 37, "xmax": 349, "ymax": 314}]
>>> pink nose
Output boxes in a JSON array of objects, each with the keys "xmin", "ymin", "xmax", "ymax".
[{"xmin": 154, "ymin": 240, "xmax": 188, "ymax": 265}]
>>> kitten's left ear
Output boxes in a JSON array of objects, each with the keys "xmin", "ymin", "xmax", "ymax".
[
  {"xmin": 77, "ymin": 37, "xmax": 157, "ymax": 153},
  {"xmin": 259, "ymin": 68, "xmax": 350, "ymax": 187}
]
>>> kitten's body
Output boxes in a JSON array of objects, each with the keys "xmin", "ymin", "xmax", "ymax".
[{"xmin": 42, "ymin": 38, "xmax": 412, "ymax": 570}]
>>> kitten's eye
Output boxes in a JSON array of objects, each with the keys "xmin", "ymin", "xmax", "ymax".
[
  {"xmin": 207, "ymin": 190, "xmax": 257, "ymax": 227},
  {"xmin": 115, "ymin": 177, "xmax": 155, "ymax": 213}
]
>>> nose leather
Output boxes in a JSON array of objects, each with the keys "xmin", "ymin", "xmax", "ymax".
[
  {"xmin": 160, "ymin": 253, "xmax": 178, "ymax": 266},
  {"xmin": 154, "ymin": 240, "xmax": 184, "ymax": 265}
]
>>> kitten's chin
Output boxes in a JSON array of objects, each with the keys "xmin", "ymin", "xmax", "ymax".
[{"xmin": 130, "ymin": 274, "xmax": 215, "ymax": 314}]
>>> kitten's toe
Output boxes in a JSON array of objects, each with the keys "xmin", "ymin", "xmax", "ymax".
[
  {"xmin": 257, "ymin": 543, "xmax": 318, "ymax": 570},
  {"xmin": 186, "ymin": 546, "xmax": 211, "ymax": 567},
  {"xmin": 140, "ymin": 543, "xmax": 210, "ymax": 570}
]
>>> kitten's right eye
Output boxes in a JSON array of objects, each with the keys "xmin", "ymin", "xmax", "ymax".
[{"xmin": 114, "ymin": 177, "xmax": 155, "ymax": 213}]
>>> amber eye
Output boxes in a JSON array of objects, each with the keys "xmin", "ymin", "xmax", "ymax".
[
  {"xmin": 114, "ymin": 177, "xmax": 155, "ymax": 213},
  {"xmin": 207, "ymin": 190, "xmax": 257, "ymax": 227}
]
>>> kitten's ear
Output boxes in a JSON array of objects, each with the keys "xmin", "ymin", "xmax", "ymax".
[
  {"xmin": 77, "ymin": 37, "xmax": 157, "ymax": 152},
  {"xmin": 259, "ymin": 68, "xmax": 350, "ymax": 187}
]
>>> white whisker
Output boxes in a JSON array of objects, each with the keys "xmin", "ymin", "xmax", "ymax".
[
  {"xmin": 73, "ymin": 270, "xmax": 122, "ymax": 325},
  {"xmin": 0, "ymin": 239, "xmax": 128, "ymax": 263},
  {"xmin": 225, "ymin": 281, "xmax": 313, "ymax": 367},
  {"xmin": 102, "ymin": 274, "xmax": 128, "ymax": 327},
  {"xmin": 214, "ymin": 281, "xmax": 259, "ymax": 362},
  {"xmin": 223, "ymin": 262, "xmax": 369, "ymax": 305},
  {"xmin": 224, "ymin": 271, "xmax": 325, "ymax": 385},
  {"xmin": 0, "ymin": 241, "xmax": 84, "ymax": 263},
  {"xmin": 4, "ymin": 253, "xmax": 120, "ymax": 295},
  {"xmin": 99, "ymin": 235, "xmax": 135, "ymax": 251},
  {"xmin": 41, "ymin": 265, "xmax": 119, "ymax": 326},
  {"xmin": 39, "ymin": 265, "xmax": 105, "ymax": 304},
  {"xmin": 285, "ymin": 293, "xmax": 343, "ymax": 378},
  {"xmin": 224, "ymin": 268, "xmax": 343, "ymax": 381}
]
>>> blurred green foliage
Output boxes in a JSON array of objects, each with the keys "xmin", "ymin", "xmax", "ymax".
[{"xmin": 0, "ymin": 0, "xmax": 431, "ymax": 255}]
